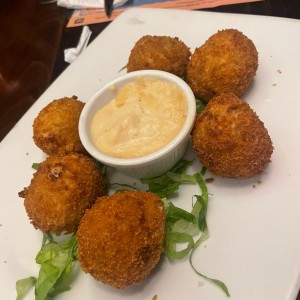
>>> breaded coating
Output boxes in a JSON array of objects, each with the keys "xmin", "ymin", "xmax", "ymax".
[
  {"xmin": 127, "ymin": 35, "xmax": 191, "ymax": 77},
  {"xmin": 187, "ymin": 29, "xmax": 258, "ymax": 103},
  {"xmin": 77, "ymin": 190, "xmax": 165, "ymax": 289},
  {"xmin": 21, "ymin": 153, "xmax": 105, "ymax": 234},
  {"xmin": 33, "ymin": 96, "xmax": 86, "ymax": 156},
  {"xmin": 192, "ymin": 93, "xmax": 273, "ymax": 178}
]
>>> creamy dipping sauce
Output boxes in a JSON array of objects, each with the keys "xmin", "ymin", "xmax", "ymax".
[{"xmin": 90, "ymin": 76, "xmax": 187, "ymax": 158}]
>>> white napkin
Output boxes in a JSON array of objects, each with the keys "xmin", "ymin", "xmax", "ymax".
[
  {"xmin": 64, "ymin": 26, "xmax": 92, "ymax": 64},
  {"xmin": 57, "ymin": 0, "xmax": 128, "ymax": 9}
]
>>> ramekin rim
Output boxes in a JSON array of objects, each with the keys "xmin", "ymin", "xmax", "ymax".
[{"xmin": 79, "ymin": 70, "xmax": 196, "ymax": 167}]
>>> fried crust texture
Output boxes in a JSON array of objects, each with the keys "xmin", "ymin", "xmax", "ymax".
[
  {"xmin": 77, "ymin": 190, "xmax": 165, "ymax": 289},
  {"xmin": 187, "ymin": 29, "xmax": 258, "ymax": 103},
  {"xmin": 22, "ymin": 153, "xmax": 105, "ymax": 233},
  {"xmin": 33, "ymin": 96, "xmax": 86, "ymax": 156},
  {"xmin": 127, "ymin": 35, "xmax": 191, "ymax": 77},
  {"xmin": 192, "ymin": 93, "xmax": 273, "ymax": 178}
]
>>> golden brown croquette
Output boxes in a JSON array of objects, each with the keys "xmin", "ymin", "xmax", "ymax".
[
  {"xmin": 187, "ymin": 29, "xmax": 258, "ymax": 103},
  {"xmin": 192, "ymin": 93, "xmax": 273, "ymax": 178},
  {"xmin": 127, "ymin": 35, "xmax": 191, "ymax": 77},
  {"xmin": 33, "ymin": 96, "xmax": 86, "ymax": 156},
  {"xmin": 77, "ymin": 190, "xmax": 165, "ymax": 289},
  {"xmin": 21, "ymin": 153, "xmax": 105, "ymax": 234}
]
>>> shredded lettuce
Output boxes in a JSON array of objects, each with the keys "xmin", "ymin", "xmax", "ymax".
[
  {"xmin": 109, "ymin": 182, "xmax": 138, "ymax": 192},
  {"xmin": 166, "ymin": 201, "xmax": 196, "ymax": 225},
  {"xmin": 165, "ymin": 231, "xmax": 195, "ymax": 260},
  {"xmin": 171, "ymin": 219, "xmax": 199, "ymax": 236},
  {"xmin": 141, "ymin": 160, "xmax": 194, "ymax": 198},
  {"xmin": 144, "ymin": 160, "xmax": 230, "ymax": 297},
  {"xmin": 192, "ymin": 195, "xmax": 208, "ymax": 231},
  {"xmin": 16, "ymin": 234, "xmax": 78, "ymax": 300},
  {"xmin": 16, "ymin": 277, "xmax": 36, "ymax": 300},
  {"xmin": 31, "ymin": 163, "xmax": 40, "ymax": 170},
  {"xmin": 195, "ymin": 97, "xmax": 206, "ymax": 113},
  {"xmin": 92, "ymin": 160, "xmax": 107, "ymax": 175},
  {"xmin": 200, "ymin": 166, "xmax": 207, "ymax": 176},
  {"xmin": 189, "ymin": 229, "xmax": 230, "ymax": 297},
  {"xmin": 118, "ymin": 65, "xmax": 127, "ymax": 72},
  {"xmin": 35, "ymin": 234, "xmax": 78, "ymax": 299}
]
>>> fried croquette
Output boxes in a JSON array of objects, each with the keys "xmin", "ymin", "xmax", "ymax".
[
  {"xmin": 21, "ymin": 153, "xmax": 105, "ymax": 234},
  {"xmin": 187, "ymin": 29, "xmax": 258, "ymax": 103},
  {"xmin": 33, "ymin": 96, "xmax": 86, "ymax": 156},
  {"xmin": 77, "ymin": 190, "xmax": 165, "ymax": 289},
  {"xmin": 127, "ymin": 35, "xmax": 191, "ymax": 77},
  {"xmin": 192, "ymin": 93, "xmax": 273, "ymax": 178}
]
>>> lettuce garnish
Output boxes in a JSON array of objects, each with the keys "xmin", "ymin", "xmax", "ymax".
[
  {"xmin": 18, "ymin": 159, "xmax": 229, "ymax": 298},
  {"xmin": 16, "ymin": 234, "xmax": 78, "ymax": 300},
  {"xmin": 142, "ymin": 159, "xmax": 230, "ymax": 296}
]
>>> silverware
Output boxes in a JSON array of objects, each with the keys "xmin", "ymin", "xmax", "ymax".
[{"xmin": 104, "ymin": 0, "xmax": 114, "ymax": 17}]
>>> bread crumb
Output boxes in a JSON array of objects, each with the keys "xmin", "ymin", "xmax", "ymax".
[{"xmin": 205, "ymin": 178, "xmax": 214, "ymax": 183}]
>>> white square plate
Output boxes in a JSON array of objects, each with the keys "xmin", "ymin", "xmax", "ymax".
[{"xmin": 1, "ymin": 7, "xmax": 300, "ymax": 300}]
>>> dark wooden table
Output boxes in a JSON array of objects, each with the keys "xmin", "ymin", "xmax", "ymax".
[
  {"xmin": 0, "ymin": 0, "xmax": 65, "ymax": 141},
  {"xmin": 52, "ymin": 0, "xmax": 300, "ymax": 80}
]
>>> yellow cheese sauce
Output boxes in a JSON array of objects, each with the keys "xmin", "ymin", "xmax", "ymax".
[{"xmin": 90, "ymin": 76, "xmax": 187, "ymax": 158}]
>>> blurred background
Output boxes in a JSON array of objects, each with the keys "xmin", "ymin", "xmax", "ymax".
[{"xmin": 0, "ymin": 0, "xmax": 299, "ymax": 141}]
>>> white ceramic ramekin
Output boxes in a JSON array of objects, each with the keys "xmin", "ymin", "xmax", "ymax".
[{"xmin": 79, "ymin": 70, "xmax": 196, "ymax": 178}]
